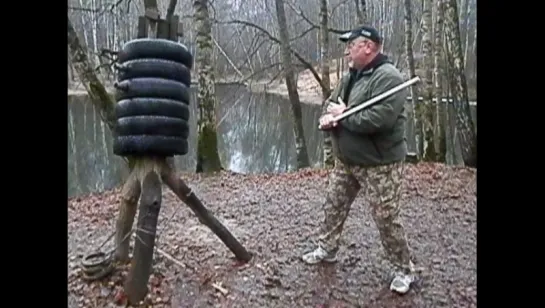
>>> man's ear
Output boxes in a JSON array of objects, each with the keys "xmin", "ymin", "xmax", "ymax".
[{"xmin": 371, "ymin": 43, "xmax": 381, "ymax": 53}]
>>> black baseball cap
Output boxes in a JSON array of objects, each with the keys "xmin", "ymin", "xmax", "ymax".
[{"xmin": 339, "ymin": 25, "xmax": 382, "ymax": 44}]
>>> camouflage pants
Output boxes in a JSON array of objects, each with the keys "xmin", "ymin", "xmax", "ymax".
[{"xmin": 318, "ymin": 158, "xmax": 412, "ymax": 271}]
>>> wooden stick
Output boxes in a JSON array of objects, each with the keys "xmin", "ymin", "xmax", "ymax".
[
  {"xmin": 161, "ymin": 167, "xmax": 252, "ymax": 262},
  {"xmin": 319, "ymin": 76, "xmax": 421, "ymax": 129},
  {"xmin": 156, "ymin": 247, "xmax": 186, "ymax": 268},
  {"xmin": 211, "ymin": 282, "xmax": 229, "ymax": 296}
]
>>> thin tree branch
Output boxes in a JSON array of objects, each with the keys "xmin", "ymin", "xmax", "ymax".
[
  {"xmin": 213, "ymin": 18, "xmax": 328, "ymax": 94},
  {"xmin": 285, "ymin": 0, "xmax": 349, "ymax": 34}
]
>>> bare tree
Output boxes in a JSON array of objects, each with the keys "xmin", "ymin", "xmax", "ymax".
[
  {"xmin": 403, "ymin": 0, "xmax": 421, "ymax": 157},
  {"xmin": 443, "ymin": 0, "xmax": 476, "ymax": 167},
  {"xmin": 195, "ymin": 0, "xmax": 222, "ymax": 172},
  {"xmin": 274, "ymin": 0, "xmax": 310, "ymax": 169},
  {"xmin": 433, "ymin": 0, "xmax": 446, "ymax": 162},
  {"xmin": 421, "ymin": 0, "xmax": 435, "ymax": 161},
  {"xmin": 354, "ymin": 0, "xmax": 368, "ymax": 24},
  {"xmin": 320, "ymin": 0, "xmax": 334, "ymax": 168},
  {"xmin": 68, "ymin": 0, "xmax": 477, "ymax": 97},
  {"xmin": 68, "ymin": 14, "xmax": 117, "ymax": 133}
]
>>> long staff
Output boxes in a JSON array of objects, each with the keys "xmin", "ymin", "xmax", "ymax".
[{"xmin": 319, "ymin": 76, "xmax": 420, "ymax": 129}]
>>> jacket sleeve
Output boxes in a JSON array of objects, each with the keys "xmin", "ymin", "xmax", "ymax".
[{"xmin": 340, "ymin": 70, "xmax": 407, "ymax": 135}]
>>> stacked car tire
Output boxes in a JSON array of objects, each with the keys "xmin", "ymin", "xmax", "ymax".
[{"xmin": 112, "ymin": 38, "xmax": 194, "ymax": 157}]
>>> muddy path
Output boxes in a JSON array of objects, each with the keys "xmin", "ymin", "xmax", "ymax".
[{"xmin": 68, "ymin": 163, "xmax": 476, "ymax": 308}]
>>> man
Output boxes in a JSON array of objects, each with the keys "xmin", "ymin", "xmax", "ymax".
[{"xmin": 302, "ymin": 25, "xmax": 417, "ymax": 294}]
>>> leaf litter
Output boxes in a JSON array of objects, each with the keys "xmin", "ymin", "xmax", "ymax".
[{"xmin": 68, "ymin": 162, "xmax": 476, "ymax": 308}]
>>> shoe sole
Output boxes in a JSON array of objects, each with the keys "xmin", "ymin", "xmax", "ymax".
[
  {"xmin": 302, "ymin": 257, "xmax": 337, "ymax": 264},
  {"xmin": 390, "ymin": 284, "xmax": 410, "ymax": 294},
  {"xmin": 390, "ymin": 287, "xmax": 411, "ymax": 294}
]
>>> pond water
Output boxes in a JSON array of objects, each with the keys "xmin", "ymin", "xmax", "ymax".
[{"xmin": 67, "ymin": 83, "xmax": 476, "ymax": 197}]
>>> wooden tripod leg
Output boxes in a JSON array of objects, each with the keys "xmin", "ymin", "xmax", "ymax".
[
  {"xmin": 125, "ymin": 171, "xmax": 163, "ymax": 305},
  {"xmin": 162, "ymin": 170, "xmax": 252, "ymax": 262},
  {"xmin": 114, "ymin": 171, "xmax": 141, "ymax": 262}
]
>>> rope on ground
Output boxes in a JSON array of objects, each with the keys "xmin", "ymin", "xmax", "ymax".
[{"xmin": 79, "ymin": 202, "xmax": 184, "ymax": 281}]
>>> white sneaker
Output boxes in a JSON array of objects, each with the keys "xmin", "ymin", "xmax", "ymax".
[
  {"xmin": 389, "ymin": 261, "xmax": 417, "ymax": 294},
  {"xmin": 301, "ymin": 246, "xmax": 337, "ymax": 264},
  {"xmin": 389, "ymin": 272, "xmax": 416, "ymax": 294}
]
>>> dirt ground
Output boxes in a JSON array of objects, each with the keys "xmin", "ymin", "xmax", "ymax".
[{"xmin": 68, "ymin": 163, "xmax": 476, "ymax": 308}]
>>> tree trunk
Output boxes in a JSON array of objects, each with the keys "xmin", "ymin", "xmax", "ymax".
[
  {"xmin": 354, "ymin": 0, "xmax": 368, "ymax": 24},
  {"xmin": 68, "ymin": 15, "xmax": 116, "ymax": 132},
  {"xmin": 444, "ymin": 0, "xmax": 477, "ymax": 167},
  {"xmin": 421, "ymin": 0, "xmax": 436, "ymax": 161},
  {"xmin": 274, "ymin": 0, "xmax": 310, "ymax": 169},
  {"xmin": 433, "ymin": 0, "xmax": 447, "ymax": 162},
  {"xmin": 194, "ymin": 0, "xmax": 222, "ymax": 172},
  {"xmin": 443, "ymin": 35, "xmax": 456, "ymax": 165},
  {"xmin": 471, "ymin": 12, "xmax": 477, "ymax": 82},
  {"xmin": 320, "ymin": 0, "xmax": 334, "ymax": 168},
  {"xmin": 461, "ymin": 0, "xmax": 471, "ymax": 71},
  {"xmin": 403, "ymin": 0, "xmax": 420, "ymax": 158}
]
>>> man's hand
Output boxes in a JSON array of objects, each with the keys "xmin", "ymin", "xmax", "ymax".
[
  {"xmin": 319, "ymin": 114, "xmax": 338, "ymax": 130},
  {"xmin": 327, "ymin": 101, "xmax": 347, "ymax": 117}
]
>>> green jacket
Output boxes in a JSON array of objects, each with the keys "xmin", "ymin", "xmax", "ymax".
[{"xmin": 324, "ymin": 54, "xmax": 408, "ymax": 167}]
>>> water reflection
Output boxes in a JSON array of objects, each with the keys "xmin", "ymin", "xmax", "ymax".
[
  {"xmin": 67, "ymin": 84, "xmax": 476, "ymax": 197},
  {"xmin": 67, "ymin": 95, "xmax": 127, "ymax": 196},
  {"xmin": 215, "ymin": 84, "xmax": 323, "ymax": 173}
]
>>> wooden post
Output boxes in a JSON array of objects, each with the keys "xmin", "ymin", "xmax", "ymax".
[
  {"xmin": 125, "ymin": 171, "xmax": 162, "ymax": 304},
  {"xmin": 122, "ymin": 158, "xmax": 252, "ymax": 304},
  {"xmin": 119, "ymin": 5, "xmax": 251, "ymax": 305},
  {"xmin": 170, "ymin": 15, "xmax": 181, "ymax": 40},
  {"xmin": 123, "ymin": 12, "xmax": 163, "ymax": 304},
  {"xmin": 114, "ymin": 172, "xmax": 140, "ymax": 262},
  {"xmin": 137, "ymin": 16, "xmax": 148, "ymax": 38},
  {"xmin": 157, "ymin": 20, "xmax": 170, "ymax": 39}
]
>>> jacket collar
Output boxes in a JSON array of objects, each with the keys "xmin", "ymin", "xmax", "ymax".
[{"xmin": 349, "ymin": 53, "xmax": 391, "ymax": 78}]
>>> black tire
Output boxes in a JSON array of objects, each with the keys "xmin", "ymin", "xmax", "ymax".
[
  {"xmin": 115, "ymin": 98, "xmax": 190, "ymax": 120},
  {"xmin": 116, "ymin": 115, "xmax": 189, "ymax": 138},
  {"xmin": 116, "ymin": 58, "xmax": 191, "ymax": 86},
  {"xmin": 113, "ymin": 135, "xmax": 189, "ymax": 156},
  {"xmin": 115, "ymin": 78, "xmax": 190, "ymax": 102},
  {"xmin": 117, "ymin": 38, "xmax": 193, "ymax": 69}
]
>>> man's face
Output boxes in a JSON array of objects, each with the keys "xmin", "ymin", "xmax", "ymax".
[{"xmin": 344, "ymin": 37, "xmax": 373, "ymax": 68}]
